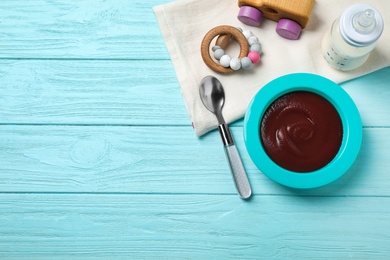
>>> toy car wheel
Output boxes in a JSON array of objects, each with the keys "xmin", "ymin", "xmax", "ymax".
[
  {"xmin": 276, "ymin": 19, "xmax": 302, "ymax": 40},
  {"xmin": 237, "ymin": 6, "xmax": 263, "ymax": 27}
]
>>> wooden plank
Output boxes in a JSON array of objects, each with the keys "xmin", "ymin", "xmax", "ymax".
[
  {"xmin": 0, "ymin": 59, "xmax": 188, "ymax": 125},
  {"xmin": 341, "ymin": 67, "xmax": 390, "ymax": 128},
  {"xmin": 0, "ymin": 0, "xmax": 170, "ymax": 59},
  {"xmin": 0, "ymin": 125, "xmax": 389, "ymax": 196},
  {"xmin": 0, "ymin": 194, "xmax": 389, "ymax": 258},
  {"xmin": 1, "ymin": 60, "xmax": 389, "ymax": 127}
]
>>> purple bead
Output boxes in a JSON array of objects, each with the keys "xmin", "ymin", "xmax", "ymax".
[
  {"xmin": 237, "ymin": 6, "xmax": 263, "ymax": 27},
  {"xmin": 275, "ymin": 19, "xmax": 302, "ymax": 40}
]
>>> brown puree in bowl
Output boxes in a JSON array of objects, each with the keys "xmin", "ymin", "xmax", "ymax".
[{"xmin": 260, "ymin": 91, "xmax": 343, "ymax": 173}]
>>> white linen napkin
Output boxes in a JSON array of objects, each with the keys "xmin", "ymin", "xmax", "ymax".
[{"xmin": 153, "ymin": 0, "xmax": 390, "ymax": 136}]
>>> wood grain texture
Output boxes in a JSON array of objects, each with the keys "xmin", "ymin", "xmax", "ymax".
[
  {"xmin": 201, "ymin": 26, "xmax": 249, "ymax": 74},
  {"xmin": 1, "ymin": 60, "xmax": 390, "ymax": 127},
  {"xmin": 0, "ymin": 194, "xmax": 389, "ymax": 259},
  {"xmin": 0, "ymin": 0, "xmax": 170, "ymax": 59},
  {"xmin": 0, "ymin": 59, "xmax": 188, "ymax": 125},
  {"xmin": 238, "ymin": 0, "xmax": 316, "ymax": 28},
  {"xmin": 0, "ymin": 125, "xmax": 389, "ymax": 197}
]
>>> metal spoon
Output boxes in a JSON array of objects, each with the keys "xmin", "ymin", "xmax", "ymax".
[{"xmin": 199, "ymin": 76, "xmax": 252, "ymax": 199}]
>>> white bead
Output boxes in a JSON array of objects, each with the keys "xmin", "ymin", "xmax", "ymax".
[
  {"xmin": 212, "ymin": 46, "xmax": 221, "ymax": 52},
  {"xmin": 230, "ymin": 58, "xmax": 241, "ymax": 71},
  {"xmin": 214, "ymin": 49, "xmax": 225, "ymax": 60},
  {"xmin": 220, "ymin": 55, "xmax": 232, "ymax": 67},
  {"xmin": 241, "ymin": 57, "xmax": 252, "ymax": 69},
  {"xmin": 250, "ymin": 43, "xmax": 262, "ymax": 54},
  {"xmin": 248, "ymin": 36, "xmax": 259, "ymax": 46},
  {"xmin": 243, "ymin": 30, "xmax": 253, "ymax": 39}
]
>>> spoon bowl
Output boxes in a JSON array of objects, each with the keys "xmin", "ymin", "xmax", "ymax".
[{"xmin": 200, "ymin": 76, "xmax": 226, "ymax": 123}]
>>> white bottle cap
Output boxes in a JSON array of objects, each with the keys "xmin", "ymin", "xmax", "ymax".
[{"xmin": 339, "ymin": 4, "xmax": 384, "ymax": 47}]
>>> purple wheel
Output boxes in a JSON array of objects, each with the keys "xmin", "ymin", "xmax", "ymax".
[
  {"xmin": 276, "ymin": 19, "xmax": 302, "ymax": 40},
  {"xmin": 237, "ymin": 6, "xmax": 263, "ymax": 27}
]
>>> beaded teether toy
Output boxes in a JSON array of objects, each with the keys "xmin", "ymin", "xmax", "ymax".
[{"xmin": 201, "ymin": 25, "xmax": 262, "ymax": 74}]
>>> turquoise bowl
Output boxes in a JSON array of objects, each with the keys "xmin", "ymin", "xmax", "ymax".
[{"xmin": 244, "ymin": 73, "xmax": 362, "ymax": 189}]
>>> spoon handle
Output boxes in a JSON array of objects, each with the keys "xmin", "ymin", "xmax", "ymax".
[
  {"xmin": 224, "ymin": 144, "xmax": 252, "ymax": 199},
  {"xmin": 218, "ymin": 123, "xmax": 252, "ymax": 199}
]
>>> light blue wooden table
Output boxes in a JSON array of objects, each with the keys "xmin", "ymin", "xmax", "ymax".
[{"xmin": 1, "ymin": 1, "xmax": 390, "ymax": 258}]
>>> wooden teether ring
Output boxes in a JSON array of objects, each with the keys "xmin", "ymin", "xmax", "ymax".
[
  {"xmin": 216, "ymin": 34, "xmax": 232, "ymax": 49},
  {"xmin": 201, "ymin": 25, "xmax": 249, "ymax": 74}
]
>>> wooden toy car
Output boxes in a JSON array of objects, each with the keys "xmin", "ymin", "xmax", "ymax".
[{"xmin": 237, "ymin": 0, "xmax": 316, "ymax": 40}]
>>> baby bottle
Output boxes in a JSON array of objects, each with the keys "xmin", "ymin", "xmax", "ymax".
[{"xmin": 321, "ymin": 4, "xmax": 384, "ymax": 71}]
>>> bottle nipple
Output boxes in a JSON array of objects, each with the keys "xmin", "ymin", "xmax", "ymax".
[{"xmin": 353, "ymin": 9, "xmax": 376, "ymax": 34}]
